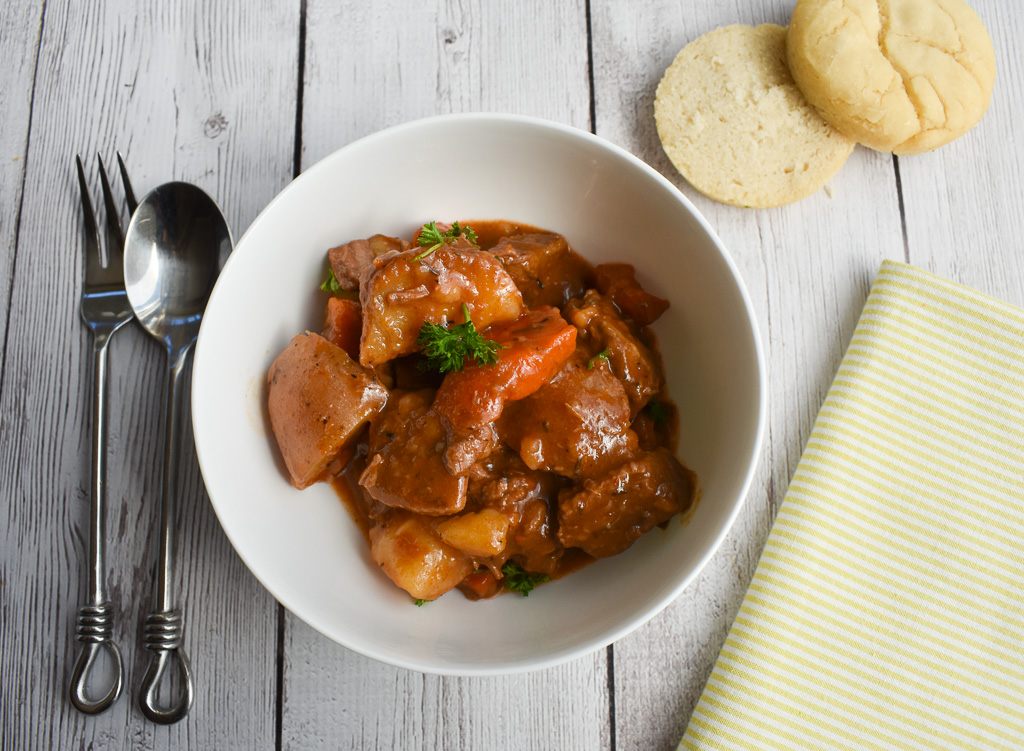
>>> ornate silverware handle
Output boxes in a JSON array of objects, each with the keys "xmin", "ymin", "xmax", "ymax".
[
  {"xmin": 70, "ymin": 337, "xmax": 124, "ymax": 714},
  {"xmin": 138, "ymin": 348, "xmax": 194, "ymax": 724},
  {"xmin": 139, "ymin": 610, "xmax": 193, "ymax": 723}
]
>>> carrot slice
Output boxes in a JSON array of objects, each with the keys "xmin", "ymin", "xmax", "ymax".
[
  {"xmin": 433, "ymin": 306, "xmax": 577, "ymax": 431},
  {"xmin": 322, "ymin": 297, "xmax": 362, "ymax": 359}
]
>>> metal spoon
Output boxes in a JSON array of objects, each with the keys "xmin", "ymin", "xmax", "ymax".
[{"xmin": 123, "ymin": 182, "xmax": 232, "ymax": 724}]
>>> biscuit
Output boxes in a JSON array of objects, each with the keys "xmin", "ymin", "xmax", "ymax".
[
  {"xmin": 655, "ymin": 24, "xmax": 854, "ymax": 209},
  {"xmin": 787, "ymin": 0, "xmax": 996, "ymax": 155}
]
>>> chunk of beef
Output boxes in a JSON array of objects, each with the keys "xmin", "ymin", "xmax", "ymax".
[
  {"xmin": 498, "ymin": 352, "xmax": 638, "ymax": 480},
  {"xmin": 490, "ymin": 233, "xmax": 595, "ymax": 307},
  {"xmin": 503, "ymin": 499, "xmax": 563, "ymax": 577},
  {"xmin": 463, "ymin": 447, "xmax": 569, "ymax": 576},
  {"xmin": 385, "ymin": 354, "xmax": 442, "ymax": 391},
  {"xmin": 359, "ymin": 245, "xmax": 524, "ymax": 367},
  {"xmin": 565, "ymin": 289, "xmax": 663, "ymax": 417},
  {"xmin": 267, "ymin": 331, "xmax": 387, "ymax": 489},
  {"xmin": 593, "ymin": 262, "xmax": 669, "ymax": 326},
  {"xmin": 557, "ymin": 448, "xmax": 698, "ymax": 558},
  {"xmin": 433, "ymin": 307, "xmax": 577, "ymax": 431},
  {"xmin": 359, "ymin": 391, "xmax": 467, "ymax": 515},
  {"xmin": 368, "ymin": 508, "xmax": 473, "ymax": 601},
  {"xmin": 328, "ymin": 234, "xmax": 409, "ymax": 291},
  {"xmin": 443, "ymin": 423, "xmax": 501, "ymax": 475},
  {"xmin": 631, "ymin": 401, "xmax": 677, "ymax": 451},
  {"xmin": 464, "ymin": 446, "xmax": 569, "ymax": 519}
]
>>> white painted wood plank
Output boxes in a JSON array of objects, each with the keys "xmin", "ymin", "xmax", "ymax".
[
  {"xmin": 283, "ymin": 626, "xmax": 609, "ymax": 751},
  {"xmin": 281, "ymin": 2, "xmax": 609, "ymax": 749},
  {"xmin": 0, "ymin": 1, "xmax": 298, "ymax": 747},
  {"xmin": 589, "ymin": 1, "xmax": 906, "ymax": 747},
  {"xmin": 300, "ymin": 0, "xmax": 592, "ymax": 167},
  {"xmin": 0, "ymin": 0, "xmax": 43, "ymax": 358},
  {"xmin": 897, "ymin": 0, "xmax": 1024, "ymax": 308}
]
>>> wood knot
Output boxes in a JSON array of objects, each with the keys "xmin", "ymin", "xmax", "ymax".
[{"xmin": 203, "ymin": 113, "xmax": 229, "ymax": 138}]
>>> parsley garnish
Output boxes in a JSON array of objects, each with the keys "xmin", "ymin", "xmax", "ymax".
[
  {"xmin": 646, "ymin": 396, "xmax": 669, "ymax": 426},
  {"xmin": 320, "ymin": 267, "xmax": 343, "ymax": 293},
  {"xmin": 587, "ymin": 349, "xmax": 611, "ymax": 369},
  {"xmin": 415, "ymin": 303, "xmax": 504, "ymax": 374},
  {"xmin": 501, "ymin": 561, "xmax": 550, "ymax": 597},
  {"xmin": 413, "ymin": 598, "xmax": 428, "ymax": 607},
  {"xmin": 413, "ymin": 220, "xmax": 478, "ymax": 261}
]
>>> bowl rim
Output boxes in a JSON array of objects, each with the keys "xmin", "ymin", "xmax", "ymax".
[{"xmin": 193, "ymin": 112, "xmax": 767, "ymax": 675}]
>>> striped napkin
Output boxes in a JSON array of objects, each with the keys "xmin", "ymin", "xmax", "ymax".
[{"xmin": 680, "ymin": 261, "xmax": 1024, "ymax": 750}]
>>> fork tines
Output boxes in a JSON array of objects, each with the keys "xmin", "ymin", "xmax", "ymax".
[{"xmin": 75, "ymin": 153, "xmax": 137, "ymax": 279}]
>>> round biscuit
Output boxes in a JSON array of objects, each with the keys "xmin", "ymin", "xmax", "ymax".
[
  {"xmin": 655, "ymin": 24, "xmax": 855, "ymax": 209},
  {"xmin": 787, "ymin": 0, "xmax": 996, "ymax": 155}
]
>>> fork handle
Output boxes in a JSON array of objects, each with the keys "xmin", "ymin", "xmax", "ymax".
[
  {"xmin": 69, "ymin": 337, "xmax": 124, "ymax": 713},
  {"xmin": 69, "ymin": 605, "xmax": 124, "ymax": 714}
]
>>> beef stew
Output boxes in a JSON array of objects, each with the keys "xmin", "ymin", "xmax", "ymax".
[{"xmin": 265, "ymin": 220, "xmax": 698, "ymax": 601}]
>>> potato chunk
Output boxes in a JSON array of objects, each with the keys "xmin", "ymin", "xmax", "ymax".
[
  {"xmin": 358, "ymin": 245, "xmax": 524, "ymax": 367},
  {"xmin": 436, "ymin": 509, "xmax": 511, "ymax": 557},
  {"xmin": 369, "ymin": 509, "xmax": 473, "ymax": 600},
  {"xmin": 267, "ymin": 332, "xmax": 387, "ymax": 489}
]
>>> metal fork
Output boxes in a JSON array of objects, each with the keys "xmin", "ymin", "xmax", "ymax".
[{"xmin": 69, "ymin": 153, "xmax": 137, "ymax": 714}]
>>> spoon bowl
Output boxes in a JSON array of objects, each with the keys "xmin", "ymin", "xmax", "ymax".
[
  {"xmin": 126, "ymin": 182, "xmax": 231, "ymax": 351},
  {"xmin": 123, "ymin": 181, "xmax": 231, "ymax": 723}
]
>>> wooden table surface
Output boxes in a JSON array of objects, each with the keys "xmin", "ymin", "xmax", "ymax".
[{"xmin": 2, "ymin": 1, "xmax": 1021, "ymax": 749}]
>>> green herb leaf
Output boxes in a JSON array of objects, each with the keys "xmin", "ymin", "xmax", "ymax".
[
  {"xmin": 413, "ymin": 220, "xmax": 478, "ymax": 261},
  {"xmin": 415, "ymin": 303, "xmax": 505, "ymax": 374},
  {"xmin": 320, "ymin": 267, "xmax": 343, "ymax": 293},
  {"xmin": 587, "ymin": 348, "xmax": 611, "ymax": 369},
  {"xmin": 413, "ymin": 598, "xmax": 429, "ymax": 607},
  {"xmin": 646, "ymin": 396, "xmax": 669, "ymax": 426},
  {"xmin": 452, "ymin": 220, "xmax": 478, "ymax": 247},
  {"xmin": 501, "ymin": 561, "xmax": 550, "ymax": 597}
]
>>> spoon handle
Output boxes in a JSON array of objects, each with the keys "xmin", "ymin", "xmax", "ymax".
[
  {"xmin": 139, "ymin": 347, "xmax": 194, "ymax": 724},
  {"xmin": 70, "ymin": 336, "xmax": 124, "ymax": 714}
]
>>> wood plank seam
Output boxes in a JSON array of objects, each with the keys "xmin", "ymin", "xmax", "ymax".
[{"xmin": 1, "ymin": 0, "xmax": 47, "ymax": 401}]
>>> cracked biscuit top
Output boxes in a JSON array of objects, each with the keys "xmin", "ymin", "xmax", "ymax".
[{"xmin": 786, "ymin": 0, "xmax": 996, "ymax": 154}]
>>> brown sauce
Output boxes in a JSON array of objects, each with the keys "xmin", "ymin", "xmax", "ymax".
[{"xmin": 268, "ymin": 219, "xmax": 698, "ymax": 602}]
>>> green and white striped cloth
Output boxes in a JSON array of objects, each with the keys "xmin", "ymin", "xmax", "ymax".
[{"xmin": 680, "ymin": 261, "xmax": 1024, "ymax": 750}]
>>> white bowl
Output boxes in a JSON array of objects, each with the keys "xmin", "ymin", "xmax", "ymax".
[{"xmin": 192, "ymin": 113, "xmax": 766, "ymax": 675}]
